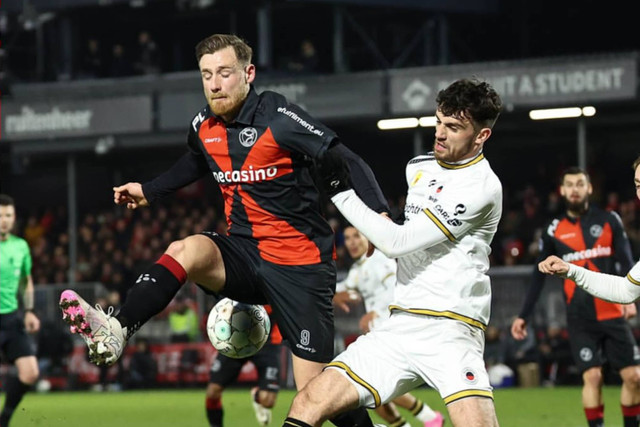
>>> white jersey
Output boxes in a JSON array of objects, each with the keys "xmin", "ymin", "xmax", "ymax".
[
  {"xmin": 336, "ymin": 250, "xmax": 397, "ymax": 327},
  {"xmin": 332, "ymin": 152, "xmax": 502, "ymax": 329}
]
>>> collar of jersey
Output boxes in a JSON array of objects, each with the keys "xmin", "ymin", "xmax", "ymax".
[
  {"xmin": 208, "ymin": 85, "xmax": 259, "ymax": 126},
  {"xmin": 436, "ymin": 152, "xmax": 484, "ymax": 170}
]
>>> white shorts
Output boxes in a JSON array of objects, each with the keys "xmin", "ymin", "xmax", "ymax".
[{"xmin": 326, "ymin": 312, "xmax": 492, "ymax": 408}]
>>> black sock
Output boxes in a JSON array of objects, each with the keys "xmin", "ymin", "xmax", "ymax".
[
  {"xmin": 0, "ymin": 375, "xmax": 31, "ymax": 426},
  {"xmin": 116, "ymin": 255, "xmax": 186, "ymax": 339},
  {"xmin": 622, "ymin": 403, "xmax": 640, "ymax": 427},
  {"xmin": 205, "ymin": 396, "xmax": 223, "ymax": 427},
  {"xmin": 283, "ymin": 417, "xmax": 312, "ymax": 427},
  {"xmin": 330, "ymin": 408, "xmax": 374, "ymax": 427},
  {"xmin": 585, "ymin": 405, "xmax": 604, "ymax": 427}
]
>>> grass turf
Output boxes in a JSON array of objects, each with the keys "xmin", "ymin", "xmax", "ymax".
[{"xmin": 3, "ymin": 385, "xmax": 629, "ymax": 426}]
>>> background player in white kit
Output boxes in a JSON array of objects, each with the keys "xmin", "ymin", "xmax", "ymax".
[
  {"xmin": 334, "ymin": 225, "xmax": 444, "ymax": 427},
  {"xmin": 282, "ymin": 78, "xmax": 503, "ymax": 427}
]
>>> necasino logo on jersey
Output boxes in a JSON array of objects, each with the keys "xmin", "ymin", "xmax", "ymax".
[{"xmin": 212, "ymin": 165, "xmax": 278, "ymax": 184}]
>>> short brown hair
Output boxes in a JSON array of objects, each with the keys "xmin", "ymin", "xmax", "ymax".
[
  {"xmin": 0, "ymin": 194, "xmax": 14, "ymax": 207},
  {"xmin": 633, "ymin": 155, "xmax": 640, "ymax": 171},
  {"xmin": 195, "ymin": 34, "xmax": 252, "ymax": 65}
]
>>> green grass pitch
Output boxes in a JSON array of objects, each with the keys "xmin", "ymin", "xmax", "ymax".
[{"xmin": 2, "ymin": 386, "xmax": 629, "ymax": 426}]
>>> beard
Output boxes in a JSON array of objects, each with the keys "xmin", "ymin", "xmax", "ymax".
[
  {"xmin": 208, "ymin": 86, "xmax": 249, "ymax": 119},
  {"xmin": 565, "ymin": 199, "xmax": 588, "ymax": 215}
]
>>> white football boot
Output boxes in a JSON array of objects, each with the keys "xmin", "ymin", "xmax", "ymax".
[{"xmin": 59, "ymin": 289, "xmax": 126, "ymax": 366}]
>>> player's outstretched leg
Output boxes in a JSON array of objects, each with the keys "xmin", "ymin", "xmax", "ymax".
[
  {"xmin": 251, "ymin": 386, "xmax": 272, "ymax": 426},
  {"xmin": 59, "ymin": 289, "xmax": 126, "ymax": 365}
]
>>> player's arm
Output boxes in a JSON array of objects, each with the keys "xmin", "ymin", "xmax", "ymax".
[
  {"xmin": 115, "ymin": 124, "xmax": 210, "ymax": 208},
  {"xmin": 22, "ymin": 274, "xmax": 40, "ymax": 333},
  {"xmin": 333, "ymin": 274, "xmax": 362, "ymax": 313},
  {"xmin": 540, "ymin": 256, "xmax": 640, "ymax": 304},
  {"xmin": 323, "ymin": 142, "xmax": 389, "ymax": 214},
  {"xmin": 269, "ymin": 99, "xmax": 389, "ymax": 214},
  {"xmin": 510, "ymin": 233, "xmax": 554, "ymax": 340}
]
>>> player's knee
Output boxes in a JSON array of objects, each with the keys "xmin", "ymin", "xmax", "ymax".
[
  {"xmin": 206, "ymin": 383, "xmax": 223, "ymax": 400},
  {"xmin": 583, "ymin": 368, "xmax": 603, "ymax": 387},
  {"xmin": 19, "ymin": 367, "xmax": 39, "ymax": 385},
  {"xmin": 621, "ymin": 366, "xmax": 640, "ymax": 388},
  {"xmin": 165, "ymin": 239, "xmax": 187, "ymax": 261},
  {"xmin": 259, "ymin": 391, "xmax": 277, "ymax": 408}
]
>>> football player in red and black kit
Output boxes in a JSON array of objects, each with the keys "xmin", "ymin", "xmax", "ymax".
[
  {"xmin": 60, "ymin": 34, "xmax": 384, "ymax": 427},
  {"xmin": 511, "ymin": 167, "xmax": 640, "ymax": 427}
]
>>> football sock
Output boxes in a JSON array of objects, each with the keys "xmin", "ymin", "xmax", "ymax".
[
  {"xmin": 410, "ymin": 398, "xmax": 438, "ymax": 422},
  {"xmin": 205, "ymin": 396, "xmax": 223, "ymax": 427},
  {"xmin": 116, "ymin": 254, "xmax": 187, "ymax": 339},
  {"xmin": 0, "ymin": 375, "xmax": 31, "ymax": 426},
  {"xmin": 622, "ymin": 403, "xmax": 640, "ymax": 427},
  {"xmin": 585, "ymin": 405, "xmax": 604, "ymax": 427},
  {"xmin": 330, "ymin": 407, "xmax": 374, "ymax": 427},
  {"xmin": 283, "ymin": 417, "xmax": 312, "ymax": 427}
]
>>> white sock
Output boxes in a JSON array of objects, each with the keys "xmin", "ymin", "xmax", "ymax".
[{"xmin": 414, "ymin": 401, "xmax": 438, "ymax": 422}]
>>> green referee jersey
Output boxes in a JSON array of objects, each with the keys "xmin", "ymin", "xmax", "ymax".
[{"xmin": 0, "ymin": 234, "xmax": 32, "ymax": 314}]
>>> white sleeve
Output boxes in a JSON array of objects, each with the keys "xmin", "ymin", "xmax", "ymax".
[
  {"xmin": 331, "ymin": 190, "xmax": 448, "ymax": 258},
  {"xmin": 567, "ymin": 262, "xmax": 640, "ymax": 304},
  {"xmin": 331, "ymin": 188, "xmax": 489, "ymax": 258}
]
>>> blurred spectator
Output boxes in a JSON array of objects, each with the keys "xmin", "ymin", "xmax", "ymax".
[
  {"xmin": 285, "ymin": 39, "xmax": 319, "ymax": 74},
  {"xmin": 168, "ymin": 294, "xmax": 200, "ymax": 343},
  {"xmin": 133, "ymin": 31, "xmax": 161, "ymax": 75},
  {"xmin": 109, "ymin": 43, "xmax": 133, "ymax": 77},
  {"xmin": 78, "ymin": 38, "xmax": 105, "ymax": 79},
  {"xmin": 91, "ymin": 293, "xmax": 124, "ymax": 391},
  {"xmin": 126, "ymin": 338, "xmax": 157, "ymax": 389},
  {"xmin": 484, "ymin": 325, "xmax": 515, "ymax": 388}
]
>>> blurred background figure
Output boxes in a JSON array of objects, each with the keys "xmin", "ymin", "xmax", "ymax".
[
  {"xmin": 126, "ymin": 338, "xmax": 157, "ymax": 390},
  {"xmin": 133, "ymin": 30, "xmax": 161, "ymax": 75}
]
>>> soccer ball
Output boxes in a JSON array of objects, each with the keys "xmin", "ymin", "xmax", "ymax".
[{"xmin": 206, "ymin": 298, "xmax": 271, "ymax": 359}]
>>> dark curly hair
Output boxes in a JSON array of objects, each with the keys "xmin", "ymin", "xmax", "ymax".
[{"xmin": 435, "ymin": 78, "xmax": 502, "ymax": 129}]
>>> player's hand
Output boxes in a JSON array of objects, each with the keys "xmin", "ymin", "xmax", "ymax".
[
  {"xmin": 333, "ymin": 291, "xmax": 362, "ymax": 313},
  {"xmin": 113, "ymin": 182, "xmax": 149, "ymax": 210},
  {"xmin": 359, "ymin": 311, "xmax": 379, "ymax": 333},
  {"xmin": 24, "ymin": 311, "xmax": 40, "ymax": 333},
  {"xmin": 317, "ymin": 149, "xmax": 352, "ymax": 197},
  {"xmin": 624, "ymin": 303, "xmax": 638, "ymax": 319},
  {"xmin": 366, "ymin": 212, "xmax": 391, "ymax": 257},
  {"xmin": 510, "ymin": 317, "xmax": 527, "ymax": 340},
  {"xmin": 538, "ymin": 255, "xmax": 570, "ymax": 277}
]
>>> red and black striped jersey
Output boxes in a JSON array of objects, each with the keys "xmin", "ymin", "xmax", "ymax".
[
  {"xmin": 188, "ymin": 86, "xmax": 336, "ymax": 266},
  {"xmin": 521, "ymin": 206, "xmax": 635, "ymax": 322}
]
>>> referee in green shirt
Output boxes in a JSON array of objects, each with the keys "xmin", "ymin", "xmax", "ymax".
[{"xmin": 0, "ymin": 194, "xmax": 40, "ymax": 427}]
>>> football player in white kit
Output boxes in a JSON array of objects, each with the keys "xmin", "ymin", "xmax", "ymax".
[
  {"xmin": 538, "ymin": 156, "xmax": 640, "ymax": 304},
  {"xmin": 282, "ymin": 78, "xmax": 503, "ymax": 427},
  {"xmin": 335, "ymin": 225, "xmax": 445, "ymax": 427}
]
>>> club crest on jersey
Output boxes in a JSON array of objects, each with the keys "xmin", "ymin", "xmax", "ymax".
[
  {"xmin": 239, "ymin": 127, "xmax": 258, "ymax": 147},
  {"xmin": 590, "ymin": 224, "xmax": 603, "ymax": 238},
  {"xmin": 462, "ymin": 368, "xmax": 478, "ymax": 385},
  {"xmin": 580, "ymin": 348, "xmax": 593, "ymax": 362}
]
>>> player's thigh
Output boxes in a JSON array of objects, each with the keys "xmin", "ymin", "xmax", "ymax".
[
  {"xmin": 209, "ymin": 353, "xmax": 244, "ymax": 388},
  {"xmin": 15, "ymin": 355, "xmax": 39, "ymax": 384},
  {"xmin": 328, "ymin": 326, "xmax": 422, "ymax": 409},
  {"xmin": 261, "ymin": 261, "xmax": 337, "ymax": 363},
  {"xmin": 567, "ymin": 317, "xmax": 605, "ymax": 371},
  {"xmin": 447, "ymin": 396, "xmax": 498, "ymax": 427},
  {"xmin": 601, "ymin": 318, "xmax": 640, "ymax": 371},
  {"xmin": 166, "ymin": 234, "xmax": 226, "ymax": 290},
  {"xmin": 197, "ymin": 232, "xmax": 267, "ymax": 304}
]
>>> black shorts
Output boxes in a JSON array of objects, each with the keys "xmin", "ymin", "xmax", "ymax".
[
  {"xmin": 199, "ymin": 232, "xmax": 336, "ymax": 363},
  {"xmin": 567, "ymin": 315, "xmax": 640, "ymax": 372},
  {"xmin": 0, "ymin": 312, "xmax": 36, "ymax": 363},
  {"xmin": 209, "ymin": 342, "xmax": 282, "ymax": 392}
]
